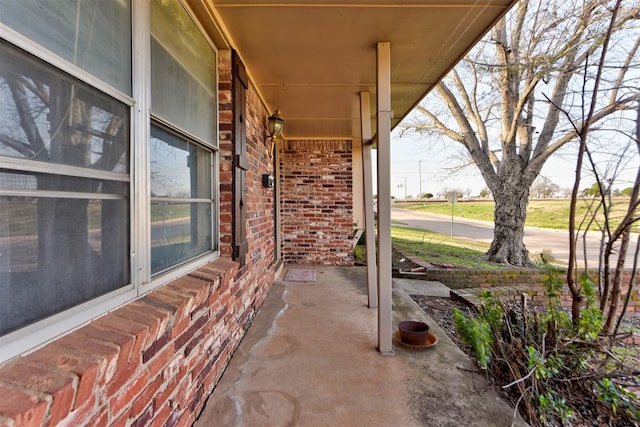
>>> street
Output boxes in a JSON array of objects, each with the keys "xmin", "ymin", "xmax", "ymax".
[{"xmin": 391, "ymin": 207, "xmax": 637, "ymax": 268}]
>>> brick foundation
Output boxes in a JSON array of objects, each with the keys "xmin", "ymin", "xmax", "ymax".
[
  {"xmin": 398, "ymin": 265, "xmax": 640, "ymax": 318},
  {"xmin": 280, "ymin": 140, "xmax": 354, "ymax": 265}
]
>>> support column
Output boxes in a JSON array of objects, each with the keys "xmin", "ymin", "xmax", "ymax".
[
  {"xmin": 360, "ymin": 92, "xmax": 377, "ymax": 309},
  {"xmin": 376, "ymin": 42, "xmax": 393, "ymax": 354}
]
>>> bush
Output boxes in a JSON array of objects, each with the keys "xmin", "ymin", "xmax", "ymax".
[{"xmin": 453, "ymin": 266, "xmax": 639, "ymax": 426}]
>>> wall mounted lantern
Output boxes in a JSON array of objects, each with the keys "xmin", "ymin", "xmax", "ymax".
[
  {"xmin": 266, "ymin": 110, "xmax": 284, "ymax": 156},
  {"xmin": 268, "ymin": 110, "xmax": 284, "ymax": 139}
]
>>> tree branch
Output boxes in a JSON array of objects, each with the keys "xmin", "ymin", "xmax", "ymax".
[
  {"xmin": 609, "ymin": 35, "xmax": 640, "ymax": 105},
  {"xmin": 0, "ymin": 133, "xmax": 35, "ymax": 158},
  {"xmin": 436, "ymin": 82, "xmax": 499, "ymax": 182},
  {"xmin": 451, "ymin": 68, "xmax": 488, "ymax": 145},
  {"xmin": 414, "ymin": 105, "xmax": 465, "ymax": 142},
  {"xmin": 4, "ymin": 73, "xmax": 48, "ymax": 160}
]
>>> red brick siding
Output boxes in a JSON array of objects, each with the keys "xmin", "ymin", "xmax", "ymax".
[
  {"xmin": 0, "ymin": 50, "xmax": 277, "ymax": 426},
  {"xmin": 218, "ymin": 50, "xmax": 234, "ymax": 257},
  {"xmin": 411, "ymin": 268, "xmax": 640, "ymax": 317},
  {"xmin": 0, "ymin": 259, "xmax": 237, "ymax": 426},
  {"xmin": 280, "ymin": 140, "xmax": 354, "ymax": 265},
  {"xmin": 241, "ymin": 74, "xmax": 277, "ymax": 276}
]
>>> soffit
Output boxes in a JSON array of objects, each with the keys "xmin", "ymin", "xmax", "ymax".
[{"xmin": 191, "ymin": 0, "xmax": 516, "ymax": 141}]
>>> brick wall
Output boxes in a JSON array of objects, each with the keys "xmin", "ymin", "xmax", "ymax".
[
  {"xmin": 404, "ymin": 268, "xmax": 549, "ymax": 290},
  {"xmin": 0, "ymin": 50, "xmax": 278, "ymax": 426},
  {"xmin": 218, "ymin": 51, "xmax": 276, "ymax": 276},
  {"xmin": 280, "ymin": 140, "xmax": 354, "ymax": 265},
  {"xmin": 400, "ymin": 267, "xmax": 640, "ymax": 317}
]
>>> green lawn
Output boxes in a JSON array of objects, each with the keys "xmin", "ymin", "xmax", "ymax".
[
  {"xmin": 151, "ymin": 203, "xmax": 191, "ymax": 222},
  {"xmin": 391, "ymin": 225, "xmax": 508, "ymax": 269},
  {"xmin": 404, "ymin": 198, "xmax": 635, "ymax": 231}
]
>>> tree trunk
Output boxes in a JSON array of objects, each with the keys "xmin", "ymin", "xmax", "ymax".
[
  {"xmin": 38, "ymin": 83, "xmax": 100, "ymax": 298},
  {"xmin": 486, "ymin": 182, "xmax": 534, "ymax": 267}
]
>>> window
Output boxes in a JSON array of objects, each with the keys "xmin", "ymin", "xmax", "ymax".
[
  {"xmin": 0, "ymin": 29, "xmax": 130, "ymax": 336},
  {"xmin": 0, "ymin": 0, "xmax": 218, "ymax": 358},
  {"xmin": 150, "ymin": 0, "xmax": 217, "ymax": 274},
  {"xmin": 150, "ymin": 125, "xmax": 213, "ymax": 274},
  {"xmin": 150, "ymin": 0, "xmax": 216, "ymax": 144}
]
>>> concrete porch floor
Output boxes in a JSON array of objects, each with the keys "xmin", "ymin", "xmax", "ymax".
[{"xmin": 195, "ymin": 266, "xmax": 527, "ymax": 426}]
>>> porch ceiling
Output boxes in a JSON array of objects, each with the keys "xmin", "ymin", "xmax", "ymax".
[{"xmin": 192, "ymin": 0, "xmax": 516, "ymax": 141}]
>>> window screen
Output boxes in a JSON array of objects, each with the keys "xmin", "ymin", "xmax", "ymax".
[
  {"xmin": 0, "ymin": 0, "xmax": 132, "ymax": 94},
  {"xmin": 0, "ymin": 41, "xmax": 130, "ymax": 335},
  {"xmin": 150, "ymin": 0, "xmax": 216, "ymax": 144}
]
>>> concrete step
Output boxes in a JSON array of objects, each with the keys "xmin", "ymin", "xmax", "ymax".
[
  {"xmin": 451, "ymin": 285, "xmax": 536, "ymax": 309},
  {"xmin": 392, "ymin": 277, "xmax": 451, "ymax": 297}
]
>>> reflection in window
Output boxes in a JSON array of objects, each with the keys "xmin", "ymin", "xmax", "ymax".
[
  {"xmin": 150, "ymin": 133, "xmax": 211, "ymax": 199},
  {"xmin": 0, "ymin": 40, "xmax": 129, "ymax": 172},
  {"xmin": 150, "ymin": 0, "xmax": 216, "ymax": 143},
  {"xmin": 150, "ymin": 125, "xmax": 213, "ymax": 274},
  {"xmin": 0, "ymin": 193, "xmax": 129, "ymax": 335},
  {"xmin": 0, "ymin": 40, "xmax": 130, "ymax": 335},
  {"xmin": 0, "ymin": 0, "xmax": 132, "ymax": 94}
]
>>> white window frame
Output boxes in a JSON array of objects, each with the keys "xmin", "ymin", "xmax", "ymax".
[
  {"xmin": 142, "ymin": 0, "xmax": 220, "ymax": 292},
  {"xmin": 0, "ymin": 0, "xmax": 221, "ymax": 363},
  {"xmin": 145, "ymin": 116, "xmax": 218, "ymax": 284}
]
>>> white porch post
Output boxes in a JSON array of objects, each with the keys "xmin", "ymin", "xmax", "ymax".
[
  {"xmin": 376, "ymin": 42, "xmax": 393, "ymax": 354},
  {"xmin": 360, "ymin": 92, "xmax": 377, "ymax": 309}
]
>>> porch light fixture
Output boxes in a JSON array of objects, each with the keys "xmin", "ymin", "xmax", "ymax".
[
  {"xmin": 267, "ymin": 110, "xmax": 284, "ymax": 139},
  {"xmin": 266, "ymin": 109, "xmax": 284, "ymax": 156}
]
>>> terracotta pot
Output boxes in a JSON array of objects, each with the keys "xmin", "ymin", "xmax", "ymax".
[{"xmin": 398, "ymin": 320, "xmax": 430, "ymax": 345}]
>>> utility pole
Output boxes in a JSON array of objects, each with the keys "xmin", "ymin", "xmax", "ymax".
[
  {"xmin": 404, "ymin": 176, "xmax": 407, "ymax": 202},
  {"xmin": 418, "ymin": 160, "xmax": 422, "ymax": 197},
  {"xmin": 447, "ymin": 191, "xmax": 457, "ymax": 237}
]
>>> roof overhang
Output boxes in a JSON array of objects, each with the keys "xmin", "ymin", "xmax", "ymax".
[{"xmin": 188, "ymin": 0, "xmax": 517, "ymax": 141}]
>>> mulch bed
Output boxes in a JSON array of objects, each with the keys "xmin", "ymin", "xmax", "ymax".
[{"xmin": 410, "ymin": 294, "xmax": 469, "ymax": 349}]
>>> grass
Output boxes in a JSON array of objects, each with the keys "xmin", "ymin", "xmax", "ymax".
[
  {"xmin": 390, "ymin": 225, "xmax": 509, "ymax": 269},
  {"xmin": 405, "ymin": 198, "xmax": 636, "ymax": 231},
  {"xmin": 354, "ymin": 244, "xmax": 366, "ymax": 263},
  {"xmin": 151, "ymin": 203, "xmax": 191, "ymax": 222},
  {"xmin": 355, "ymin": 223, "xmax": 503, "ymax": 268}
]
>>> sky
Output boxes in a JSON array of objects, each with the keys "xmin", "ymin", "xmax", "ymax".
[
  {"xmin": 376, "ymin": 0, "xmax": 640, "ymax": 201},
  {"xmin": 374, "ymin": 129, "xmax": 636, "ymax": 200}
]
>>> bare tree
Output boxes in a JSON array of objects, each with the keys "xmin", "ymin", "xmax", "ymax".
[
  {"xmin": 402, "ymin": 0, "xmax": 640, "ymax": 266},
  {"xmin": 531, "ymin": 176, "xmax": 560, "ymax": 199},
  {"xmin": 598, "ymin": 103, "xmax": 640, "ymax": 335},
  {"xmin": 439, "ymin": 186, "xmax": 464, "ymax": 200},
  {"xmin": 548, "ymin": 0, "xmax": 640, "ymax": 333}
]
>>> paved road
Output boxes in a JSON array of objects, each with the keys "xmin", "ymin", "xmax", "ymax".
[
  {"xmin": 391, "ymin": 207, "xmax": 637, "ymax": 267},
  {"xmin": 151, "ymin": 217, "xmax": 191, "ymax": 242}
]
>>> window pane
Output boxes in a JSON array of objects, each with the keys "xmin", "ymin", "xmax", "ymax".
[
  {"xmin": 150, "ymin": 124, "xmax": 213, "ymax": 274},
  {"xmin": 150, "ymin": 125, "xmax": 211, "ymax": 199},
  {"xmin": 0, "ymin": 40, "xmax": 131, "ymax": 337},
  {"xmin": 0, "ymin": 40, "xmax": 130, "ymax": 173},
  {"xmin": 0, "ymin": 193, "xmax": 129, "ymax": 335},
  {"xmin": 150, "ymin": 202, "xmax": 212, "ymax": 274},
  {"xmin": 151, "ymin": 0, "xmax": 216, "ymax": 144},
  {"xmin": 0, "ymin": 0, "xmax": 131, "ymax": 94}
]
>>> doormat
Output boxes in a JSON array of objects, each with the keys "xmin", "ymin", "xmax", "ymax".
[{"xmin": 284, "ymin": 269, "xmax": 316, "ymax": 282}]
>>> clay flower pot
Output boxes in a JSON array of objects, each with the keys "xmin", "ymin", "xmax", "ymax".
[{"xmin": 398, "ymin": 320, "xmax": 430, "ymax": 346}]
